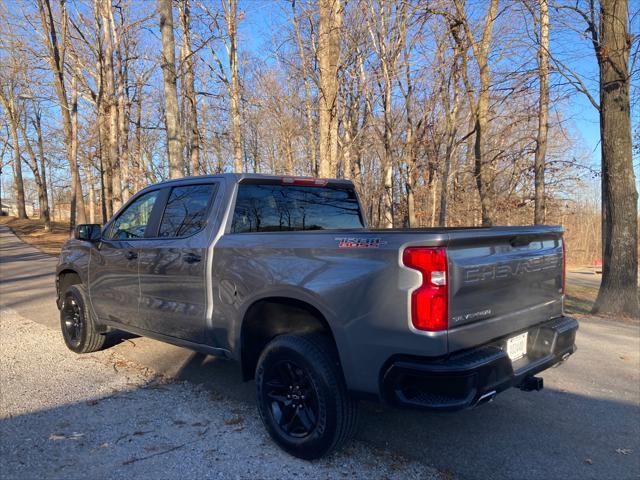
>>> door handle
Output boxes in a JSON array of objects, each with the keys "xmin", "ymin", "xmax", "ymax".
[
  {"xmin": 124, "ymin": 251, "xmax": 138, "ymax": 260},
  {"xmin": 183, "ymin": 253, "xmax": 201, "ymax": 264}
]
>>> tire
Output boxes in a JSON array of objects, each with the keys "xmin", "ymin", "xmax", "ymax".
[
  {"xmin": 255, "ymin": 334, "xmax": 358, "ymax": 459},
  {"xmin": 60, "ymin": 284, "xmax": 106, "ymax": 354}
]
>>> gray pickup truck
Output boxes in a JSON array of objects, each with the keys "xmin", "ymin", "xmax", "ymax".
[{"xmin": 56, "ymin": 173, "xmax": 578, "ymax": 459}]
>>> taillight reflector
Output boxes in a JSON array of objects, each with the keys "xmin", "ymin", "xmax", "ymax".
[{"xmin": 402, "ymin": 247, "xmax": 449, "ymax": 332}]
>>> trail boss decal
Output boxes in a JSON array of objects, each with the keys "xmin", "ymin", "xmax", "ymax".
[{"xmin": 336, "ymin": 237, "xmax": 386, "ymax": 248}]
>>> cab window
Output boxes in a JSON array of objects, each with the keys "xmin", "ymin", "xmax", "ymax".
[
  {"xmin": 158, "ymin": 184, "xmax": 216, "ymax": 238},
  {"xmin": 107, "ymin": 190, "xmax": 160, "ymax": 240}
]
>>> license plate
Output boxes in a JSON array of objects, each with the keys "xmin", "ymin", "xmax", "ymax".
[{"xmin": 506, "ymin": 332, "xmax": 528, "ymax": 361}]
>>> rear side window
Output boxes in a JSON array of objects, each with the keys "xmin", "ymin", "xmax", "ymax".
[
  {"xmin": 158, "ymin": 184, "xmax": 216, "ymax": 237},
  {"xmin": 231, "ymin": 183, "xmax": 364, "ymax": 233}
]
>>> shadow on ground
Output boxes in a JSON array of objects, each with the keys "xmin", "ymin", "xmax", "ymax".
[
  {"xmin": 169, "ymin": 351, "xmax": 639, "ymax": 480},
  {"xmin": 1, "ymin": 372, "xmax": 637, "ymax": 480}
]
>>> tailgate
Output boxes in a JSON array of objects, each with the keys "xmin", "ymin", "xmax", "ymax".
[{"xmin": 446, "ymin": 228, "xmax": 564, "ymax": 353}]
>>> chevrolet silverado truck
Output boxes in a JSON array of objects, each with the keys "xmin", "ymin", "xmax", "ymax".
[{"xmin": 56, "ymin": 173, "xmax": 578, "ymax": 459}]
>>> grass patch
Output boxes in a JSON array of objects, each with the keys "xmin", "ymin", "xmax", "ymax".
[
  {"xmin": 0, "ymin": 216, "xmax": 70, "ymax": 255},
  {"xmin": 564, "ymin": 284, "xmax": 598, "ymax": 315}
]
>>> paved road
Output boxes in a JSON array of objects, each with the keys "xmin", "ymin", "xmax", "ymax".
[
  {"xmin": 567, "ymin": 270, "xmax": 602, "ymax": 290},
  {"xmin": 1, "ymin": 225, "xmax": 639, "ymax": 480}
]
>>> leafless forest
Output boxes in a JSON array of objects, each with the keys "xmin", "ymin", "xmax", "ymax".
[{"xmin": 0, "ymin": 0, "xmax": 637, "ymax": 315}]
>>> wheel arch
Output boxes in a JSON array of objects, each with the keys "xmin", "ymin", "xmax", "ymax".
[
  {"xmin": 56, "ymin": 268, "xmax": 83, "ymax": 308},
  {"xmin": 239, "ymin": 296, "xmax": 340, "ymax": 381}
]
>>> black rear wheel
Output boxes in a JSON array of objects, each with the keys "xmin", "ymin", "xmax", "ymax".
[
  {"xmin": 60, "ymin": 285, "xmax": 106, "ymax": 354},
  {"xmin": 263, "ymin": 359, "xmax": 320, "ymax": 438},
  {"xmin": 256, "ymin": 334, "xmax": 358, "ymax": 459}
]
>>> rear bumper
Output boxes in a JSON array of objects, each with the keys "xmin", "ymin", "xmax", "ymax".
[{"xmin": 381, "ymin": 315, "xmax": 578, "ymax": 411}]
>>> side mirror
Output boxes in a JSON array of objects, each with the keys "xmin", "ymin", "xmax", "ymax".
[{"xmin": 75, "ymin": 224, "xmax": 102, "ymax": 242}]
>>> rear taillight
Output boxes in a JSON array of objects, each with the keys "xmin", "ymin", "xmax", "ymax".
[
  {"xmin": 561, "ymin": 239, "xmax": 566, "ymax": 294},
  {"xmin": 402, "ymin": 247, "xmax": 449, "ymax": 332}
]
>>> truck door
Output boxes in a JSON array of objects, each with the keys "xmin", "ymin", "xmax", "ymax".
[
  {"xmin": 89, "ymin": 189, "xmax": 162, "ymax": 326},
  {"xmin": 136, "ymin": 182, "xmax": 219, "ymax": 344}
]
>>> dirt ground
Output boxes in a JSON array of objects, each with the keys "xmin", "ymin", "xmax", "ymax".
[{"xmin": 0, "ymin": 217, "xmax": 70, "ymax": 255}]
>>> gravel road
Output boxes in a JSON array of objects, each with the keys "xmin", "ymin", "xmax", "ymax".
[{"xmin": 0, "ymin": 306, "xmax": 441, "ymax": 479}]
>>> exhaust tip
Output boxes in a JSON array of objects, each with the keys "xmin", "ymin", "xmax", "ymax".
[{"xmin": 474, "ymin": 390, "xmax": 497, "ymax": 407}]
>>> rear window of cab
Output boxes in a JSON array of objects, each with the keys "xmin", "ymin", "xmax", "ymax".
[{"xmin": 231, "ymin": 183, "xmax": 364, "ymax": 233}]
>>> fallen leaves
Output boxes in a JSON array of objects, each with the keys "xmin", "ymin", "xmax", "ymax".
[{"xmin": 224, "ymin": 416, "xmax": 243, "ymax": 426}]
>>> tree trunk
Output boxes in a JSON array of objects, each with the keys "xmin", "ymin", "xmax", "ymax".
[
  {"xmin": 593, "ymin": 0, "xmax": 639, "ymax": 317},
  {"xmin": 159, "ymin": 0, "xmax": 184, "ymax": 178},
  {"xmin": 134, "ymin": 74, "xmax": 145, "ymax": 191},
  {"xmin": 402, "ymin": 39, "xmax": 417, "ymax": 228},
  {"xmin": 18, "ymin": 114, "xmax": 48, "ymax": 227},
  {"xmin": 109, "ymin": 6, "xmax": 130, "ymax": 201},
  {"xmin": 226, "ymin": 0, "xmax": 243, "ymax": 173},
  {"xmin": 439, "ymin": 27, "xmax": 462, "ymax": 227},
  {"xmin": 8, "ymin": 114, "xmax": 27, "ymax": 219},
  {"xmin": 99, "ymin": 104, "xmax": 113, "ymax": 219},
  {"xmin": 81, "ymin": 155, "xmax": 96, "ymax": 224},
  {"xmin": 474, "ymin": 0, "xmax": 498, "ymax": 227},
  {"xmin": 33, "ymin": 110, "xmax": 51, "ymax": 231},
  {"xmin": 534, "ymin": 0, "xmax": 549, "ymax": 225},
  {"xmin": 37, "ymin": 0, "xmax": 86, "ymax": 229},
  {"xmin": 70, "ymin": 75, "xmax": 87, "ymax": 225},
  {"xmin": 180, "ymin": 0, "xmax": 201, "ymax": 176},
  {"xmin": 292, "ymin": 2, "xmax": 317, "ymax": 176},
  {"xmin": 455, "ymin": 0, "xmax": 498, "ymax": 227},
  {"xmin": 100, "ymin": 0, "xmax": 122, "ymax": 210},
  {"xmin": 317, "ymin": 0, "xmax": 342, "ymax": 178},
  {"xmin": 381, "ymin": 59, "xmax": 394, "ymax": 228},
  {"xmin": 0, "ymin": 90, "xmax": 28, "ymax": 219}
]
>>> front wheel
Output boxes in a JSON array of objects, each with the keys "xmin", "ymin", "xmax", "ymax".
[
  {"xmin": 60, "ymin": 285, "xmax": 106, "ymax": 354},
  {"xmin": 255, "ymin": 334, "xmax": 358, "ymax": 459}
]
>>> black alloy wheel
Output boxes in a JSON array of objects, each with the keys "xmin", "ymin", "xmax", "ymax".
[
  {"xmin": 255, "ymin": 334, "xmax": 358, "ymax": 459},
  {"xmin": 60, "ymin": 285, "xmax": 106, "ymax": 354},
  {"xmin": 62, "ymin": 296, "xmax": 83, "ymax": 349},
  {"xmin": 263, "ymin": 360, "xmax": 320, "ymax": 438}
]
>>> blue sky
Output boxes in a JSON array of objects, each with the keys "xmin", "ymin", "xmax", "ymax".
[
  {"xmin": 2, "ymin": 0, "xmax": 637, "ymax": 198},
  {"xmin": 235, "ymin": 0, "xmax": 618, "ymax": 175}
]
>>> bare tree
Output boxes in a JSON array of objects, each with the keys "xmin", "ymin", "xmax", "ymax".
[
  {"xmin": 592, "ymin": 0, "xmax": 638, "ymax": 316},
  {"xmin": 18, "ymin": 106, "xmax": 51, "ymax": 229},
  {"xmin": 179, "ymin": 0, "xmax": 201, "ymax": 175},
  {"xmin": 438, "ymin": 22, "xmax": 464, "ymax": 227},
  {"xmin": 32, "ymin": 106, "xmax": 51, "ymax": 229},
  {"xmin": 366, "ymin": 0, "xmax": 408, "ymax": 227},
  {"xmin": 224, "ymin": 0, "xmax": 243, "ymax": 173},
  {"xmin": 109, "ymin": 5, "xmax": 131, "ymax": 201},
  {"xmin": 159, "ymin": 0, "xmax": 184, "ymax": 178},
  {"xmin": 36, "ymin": 0, "xmax": 86, "ymax": 228},
  {"xmin": 318, "ymin": 0, "xmax": 342, "ymax": 178},
  {"xmin": 533, "ymin": 0, "xmax": 549, "ymax": 224},
  {"xmin": 454, "ymin": 0, "xmax": 499, "ymax": 227},
  {"xmin": 292, "ymin": 1, "xmax": 317, "ymax": 176},
  {"xmin": 552, "ymin": 0, "xmax": 638, "ymax": 316},
  {"xmin": 0, "ymin": 85, "xmax": 27, "ymax": 219},
  {"xmin": 99, "ymin": 0, "xmax": 123, "ymax": 209}
]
